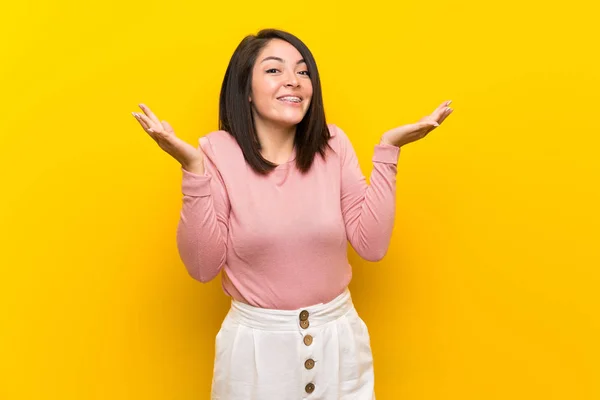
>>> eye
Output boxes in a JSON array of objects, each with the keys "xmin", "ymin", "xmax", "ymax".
[
  {"xmin": 266, "ymin": 68, "xmax": 279, "ymax": 73},
  {"xmin": 298, "ymin": 70, "xmax": 310, "ymax": 76}
]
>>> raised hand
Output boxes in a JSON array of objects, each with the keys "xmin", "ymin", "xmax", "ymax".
[
  {"xmin": 132, "ymin": 104, "xmax": 205, "ymax": 173},
  {"xmin": 380, "ymin": 100, "xmax": 454, "ymax": 148}
]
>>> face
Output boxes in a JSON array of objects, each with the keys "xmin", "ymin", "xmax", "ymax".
[{"xmin": 249, "ymin": 39, "xmax": 313, "ymax": 129}]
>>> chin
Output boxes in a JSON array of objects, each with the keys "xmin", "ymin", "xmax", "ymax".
[
  {"xmin": 268, "ymin": 114, "xmax": 304, "ymax": 128},
  {"xmin": 281, "ymin": 118, "xmax": 305, "ymax": 127}
]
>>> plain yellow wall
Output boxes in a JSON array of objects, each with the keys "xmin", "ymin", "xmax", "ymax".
[{"xmin": 1, "ymin": 0, "xmax": 599, "ymax": 398}]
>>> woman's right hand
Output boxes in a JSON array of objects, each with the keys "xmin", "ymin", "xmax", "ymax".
[{"xmin": 132, "ymin": 103, "xmax": 205, "ymax": 173}]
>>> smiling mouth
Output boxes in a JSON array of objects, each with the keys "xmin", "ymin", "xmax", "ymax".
[{"xmin": 277, "ymin": 96, "xmax": 302, "ymax": 103}]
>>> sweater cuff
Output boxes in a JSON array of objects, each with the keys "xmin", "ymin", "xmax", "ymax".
[
  {"xmin": 181, "ymin": 167, "xmax": 212, "ymax": 197},
  {"xmin": 372, "ymin": 144, "xmax": 400, "ymax": 164}
]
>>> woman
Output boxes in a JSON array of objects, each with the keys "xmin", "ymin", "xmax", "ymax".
[{"xmin": 132, "ymin": 29, "xmax": 452, "ymax": 399}]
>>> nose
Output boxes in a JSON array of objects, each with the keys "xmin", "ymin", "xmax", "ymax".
[{"xmin": 284, "ymin": 71, "xmax": 299, "ymax": 87}]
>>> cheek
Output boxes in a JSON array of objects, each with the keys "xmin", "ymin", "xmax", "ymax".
[
  {"xmin": 304, "ymin": 82, "xmax": 314, "ymax": 98},
  {"xmin": 305, "ymin": 87, "xmax": 314, "ymax": 107},
  {"xmin": 252, "ymin": 80, "xmax": 279, "ymax": 105}
]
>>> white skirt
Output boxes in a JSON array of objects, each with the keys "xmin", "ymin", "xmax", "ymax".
[{"xmin": 211, "ymin": 287, "xmax": 376, "ymax": 399}]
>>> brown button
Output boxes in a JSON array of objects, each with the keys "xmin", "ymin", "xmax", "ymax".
[
  {"xmin": 304, "ymin": 358, "xmax": 315, "ymax": 369},
  {"xmin": 303, "ymin": 335, "xmax": 313, "ymax": 346},
  {"xmin": 305, "ymin": 382, "xmax": 315, "ymax": 393},
  {"xmin": 299, "ymin": 310, "xmax": 309, "ymax": 321},
  {"xmin": 300, "ymin": 319, "xmax": 310, "ymax": 329}
]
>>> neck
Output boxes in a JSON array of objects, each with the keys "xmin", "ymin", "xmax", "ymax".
[{"xmin": 254, "ymin": 119, "xmax": 296, "ymax": 164}]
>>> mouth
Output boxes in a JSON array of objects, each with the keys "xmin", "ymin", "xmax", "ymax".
[{"xmin": 277, "ymin": 96, "xmax": 303, "ymax": 104}]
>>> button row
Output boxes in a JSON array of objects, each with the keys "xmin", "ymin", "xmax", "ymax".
[{"xmin": 300, "ymin": 309, "xmax": 315, "ymax": 394}]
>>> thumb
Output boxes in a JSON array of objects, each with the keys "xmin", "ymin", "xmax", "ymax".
[
  {"xmin": 418, "ymin": 121, "xmax": 439, "ymax": 131},
  {"xmin": 161, "ymin": 120, "xmax": 174, "ymax": 133}
]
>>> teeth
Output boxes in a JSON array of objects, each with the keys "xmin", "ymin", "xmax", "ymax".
[{"xmin": 279, "ymin": 96, "xmax": 301, "ymax": 103}]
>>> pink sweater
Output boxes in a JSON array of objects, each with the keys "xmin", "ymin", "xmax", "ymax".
[{"xmin": 176, "ymin": 124, "xmax": 400, "ymax": 310}]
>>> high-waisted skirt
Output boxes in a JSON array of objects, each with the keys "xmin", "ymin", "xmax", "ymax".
[{"xmin": 211, "ymin": 287, "xmax": 376, "ymax": 399}]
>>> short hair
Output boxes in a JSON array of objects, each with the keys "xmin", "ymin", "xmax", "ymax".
[{"xmin": 218, "ymin": 29, "xmax": 331, "ymax": 175}]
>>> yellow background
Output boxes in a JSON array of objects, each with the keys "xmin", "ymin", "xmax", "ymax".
[{"xmin": 1, "ymin": 0, "xmax": 599, "ymax": 398}]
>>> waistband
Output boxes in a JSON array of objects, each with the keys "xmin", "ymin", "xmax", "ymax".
[{"xmin": 227, "ymin": 288, "xmax": 354, "ymax": 331}]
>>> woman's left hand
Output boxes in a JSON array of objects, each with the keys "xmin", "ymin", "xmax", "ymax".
[{"xmin": 380, "ymin": 100, "xmax": 454, "ymax": 148}]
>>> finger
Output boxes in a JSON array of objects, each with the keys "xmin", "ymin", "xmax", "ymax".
[
  {"xmin": 132, "ymin": 112, "xmax": 150, "ymax": 130},
  {"xmin": 139, "ymin": 103, "xmax": 161, "ymax": 125},
  {"xmin": 438, "ymin": 108, "xmax": 453, "ymax": 124},
  {"xmin": 432, "ymin": 102, "xmax": 446, "ymax": 114},
  {"xmin": 432, "ymin": 105, "xmax": 452, "ymax": 124},
  {"xmin": 432, "ymin": 100, "xmax": 452, "ymax": 115},
  {"xmin": 436, "ymin": 104, "xmax": 452, "ymax": 119},
  {"xmin": 136, "ymin": 112, "xmax": 156, "ymax": 131}
]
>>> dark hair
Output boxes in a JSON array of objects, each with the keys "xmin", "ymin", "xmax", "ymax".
[{"xmin": 219, "ymin": 29, "xmax": 331, "ymax": 175}]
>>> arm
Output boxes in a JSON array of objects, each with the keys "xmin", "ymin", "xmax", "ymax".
[
  {"xmin": 337, "ymin": 125, "xmax": 400, "ymax": 261},
  {"xmin": 338, "ymin": 101, "xmax": 453, "ymax": 260},
  {"xmin": 176, "ymin": 138, "xmax": 230, "ymax": 282}
]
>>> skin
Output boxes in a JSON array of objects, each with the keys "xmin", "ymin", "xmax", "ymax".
[
  {"xmin": 133, "ymin": 103, "xmax": 206, "ymax": 174},
  {"xmin": 380, "ymin": 100, "xmax": 453, "ymax": 147},
  {"xmin": 131, "ymin": 40, "xmax": 454, "ymax": 173},
  {"xmin": 249, "ymin": 39, "xmax": 313, "ymax": 164}
]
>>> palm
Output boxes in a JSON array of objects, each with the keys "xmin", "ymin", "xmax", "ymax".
[
  {"xmin": 381, "ymin": 100, "xmax": 454, "ymax": 147},
  {"xmin": 132, "ymin": 103, "xmax": 204, "ymax": 168}
]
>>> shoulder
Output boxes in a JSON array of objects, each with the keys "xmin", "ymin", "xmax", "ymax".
[
  {"xmin": 326, "ymin": 123, "xmax": 337, "ymax": 137},
  {"xmin": 198, "ymin": 130, "xmax": 245, "ymax": 174},
  {"xmin": 327, "ymin": 123, "xmax": 340, "ymax": 139},
  {"xmin": 199, "ymin": 130, "xmax": 239, "ymax": 156},
  {"xmin": 326, "ymin": 123, "xmax": 353, "ymax": 158},
  {"xmin": 327, "ymin": 123, "xmax": 354, "ymax": 143},
  {"xmin": 199, "ymin": 130, "xmax": 243, "ymax": 161}
]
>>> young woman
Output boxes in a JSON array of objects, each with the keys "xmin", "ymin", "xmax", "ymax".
[{"xmin": 132, "ymin": 28, "xmax": 452, "ymax": 400}]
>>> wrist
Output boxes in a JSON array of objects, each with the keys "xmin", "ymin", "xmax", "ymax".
[
  {"xmin": 182, "ymin": 161, "xmax": 205, "ymax": 175},
  {"xmin": 379, "ymin": 137, "xmax": 401, "ymax": 148}
]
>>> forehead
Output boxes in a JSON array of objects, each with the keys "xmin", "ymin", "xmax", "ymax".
[{"xmin": 257, "ymin": 39, "xmax": 303, "ymax": 62}]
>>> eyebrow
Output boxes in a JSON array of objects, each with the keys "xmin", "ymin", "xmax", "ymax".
[{"xmin": 260, "ymin": 56, "xmax": 306, "ymax": 65}]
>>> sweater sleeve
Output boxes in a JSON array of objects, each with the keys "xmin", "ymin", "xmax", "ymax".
[
  {"xmin": 175, "ymin": 136, "xmax": 230, "ymax": 282},
  {"xmin": 335, "ymin": 125, "xmax": 400, "ymax": 261}
]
